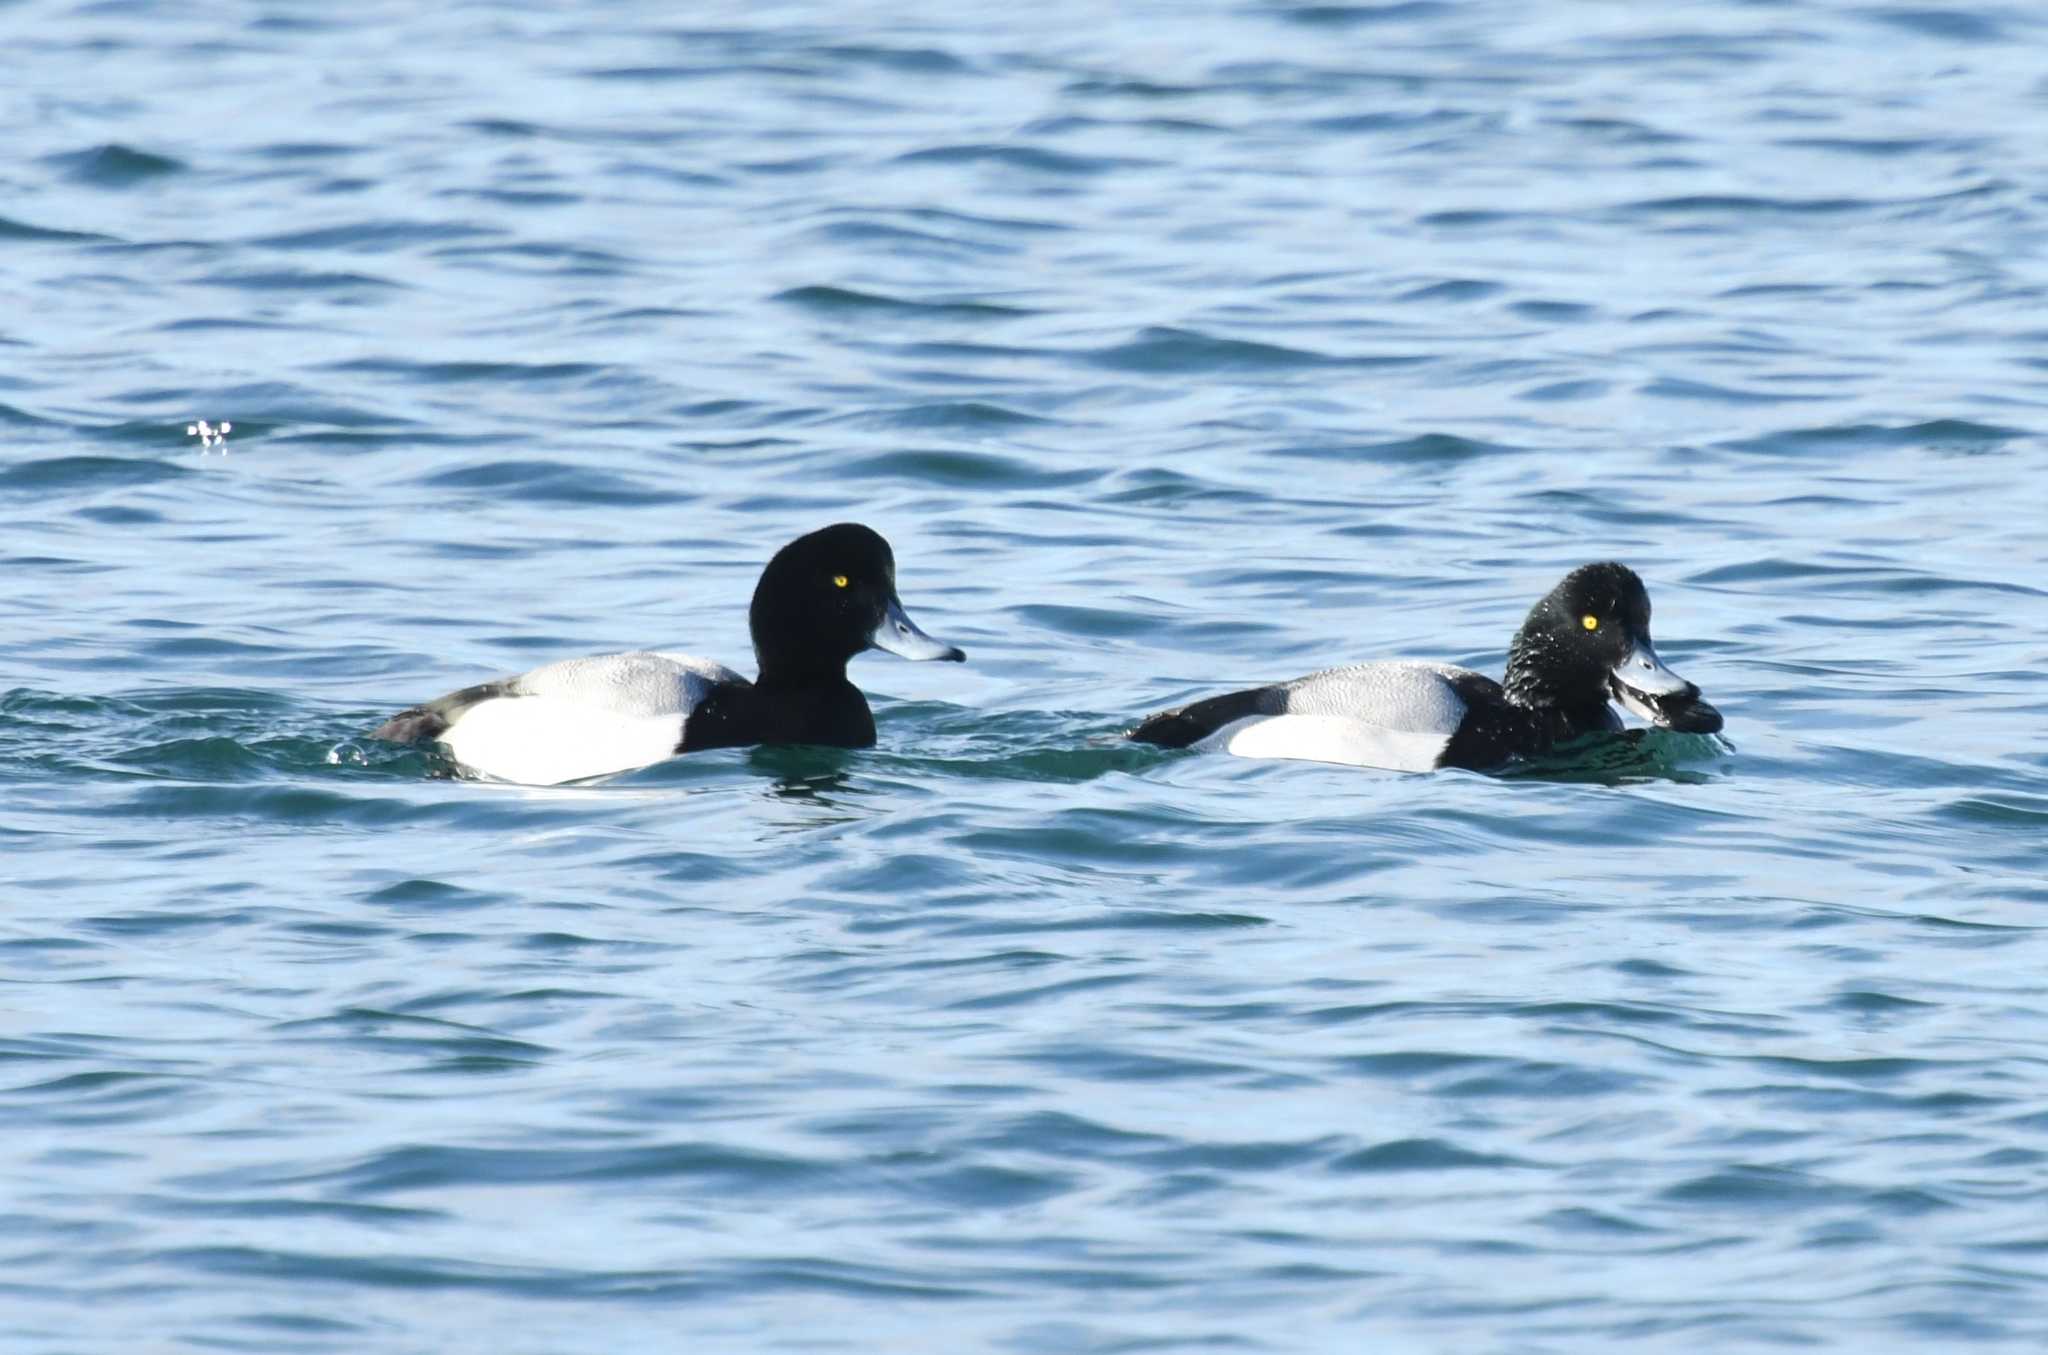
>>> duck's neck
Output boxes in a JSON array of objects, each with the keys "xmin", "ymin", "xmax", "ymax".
[
  {"xmin": 1503, "ymin": 631, "xmax": 1610, "ymax": 732},
  {"xmin": 755, "ymin": 653, "xmax": 874, "ymax": 744},
  {"xmin": 754, "ymin": 649, "xmax": 854, "ymax": 692}
]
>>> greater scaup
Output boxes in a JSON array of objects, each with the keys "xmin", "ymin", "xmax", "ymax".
[
  {"xmin": 1127, "ymin": 561, "xmax": 1721, "ymax": 772},
  {"xmin": 372, "ymin": 523, "xmax": 964, "ymax": 784}
]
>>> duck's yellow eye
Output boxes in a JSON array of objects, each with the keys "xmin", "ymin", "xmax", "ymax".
[
  {"xmin": 1581, "ymin": 614, "xmax": 1599, "ymax": 631},
  {"xmin": 832, "ymin": 574, "xmax": 849, "ymax": 589}
]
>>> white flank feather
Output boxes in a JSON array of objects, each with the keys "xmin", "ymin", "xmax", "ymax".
[
  {"xmin": 437, "ymin": 650, "xmax": 741, "ymax": 784},
  {"xmin": 1204, "ymin": 714, "xmax": 1451, "ymax": 772},
  {"xmin": 441, "ymin": 699, "xmax": 690, "ymax": 785}
]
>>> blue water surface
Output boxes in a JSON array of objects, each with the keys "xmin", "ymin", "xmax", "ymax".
[{"xmin": 4, "ymin": 1, "xmax": 2048, "ymax": 1350}]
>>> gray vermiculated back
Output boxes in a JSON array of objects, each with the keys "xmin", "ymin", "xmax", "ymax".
[
  {"xmin": 1278, "ymin": 660, "xmax": 1474, "ymax": 734},
  {"xmin": 509, "ymin": 651, "xmax": 745, "ymax": 717}
]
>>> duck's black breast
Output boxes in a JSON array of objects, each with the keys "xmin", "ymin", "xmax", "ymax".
[
  {"xmin": 1438, "ymin": 672, "xmax": 1621, "ymax": 771},
  {"xmin": 677, "ymin": 677, "xmax": 877, "ymax": 752}
]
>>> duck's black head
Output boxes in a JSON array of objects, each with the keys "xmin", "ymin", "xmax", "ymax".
[
  {"xmin": 749, "ymin": 523, "xmax": 965, "ymax": 685},
  {"xmin": 1504, "ymin": 562, "xmax": 1722, "ymax": 733}
]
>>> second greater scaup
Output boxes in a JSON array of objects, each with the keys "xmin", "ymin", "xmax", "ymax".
[{"xmin": 1127, "ymin": 561, "xmax": 1721, "ymax": 772}]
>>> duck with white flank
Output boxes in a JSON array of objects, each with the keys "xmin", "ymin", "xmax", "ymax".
[
  {"xmin": 373, "ymin": 523, "xmax": 964, "ymax": 784},
  {"xmin": 1128, "ymin": 562, "xmax": 1721, "ymax": 772}
]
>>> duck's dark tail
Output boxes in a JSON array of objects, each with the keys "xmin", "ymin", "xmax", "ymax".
[
  {"xmin": 369, "ymin": 707, "xmax": 449, "ymax": 744},
  {"xmin": 368, "ymin": 679, "xmax": 512, "ymax": 744},
  {"xmin": 1127, "ymin": 687, "xmax": 1269, "ymax": 748}
]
